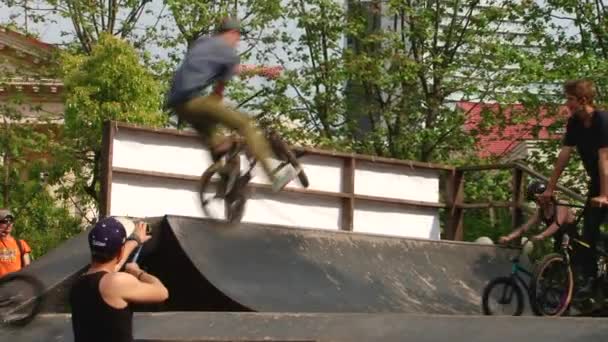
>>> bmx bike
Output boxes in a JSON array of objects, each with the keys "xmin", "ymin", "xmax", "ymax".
[
  {"xmin": 199, "ymin": 123, "xmax": 310, "ymax": 223},
  {"xmin": 531, "ymin": 201, "xmax": 608, "ymax": 316},
  {"xmin": 0, "ymin": 272, "xmax": 44, "ymax": 326},
  {"xmin": 482, "ymin": 239, "xmax": 540, "ymax": 316}
]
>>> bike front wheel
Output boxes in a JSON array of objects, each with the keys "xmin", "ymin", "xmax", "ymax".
[
  {"xmin": 482, "ymin": 276, "xmax": 524, "ymax": 316},
  {"xmin": 531, "ymin": 253, "xmax": 574, "ymax": 317},
  {"xmin": 200, "ymin": 157, "xmax": 248, "ymax": 223},
  {"xmin": 0, "ymin": 273, "xmax": 45, "ymax": 326}
]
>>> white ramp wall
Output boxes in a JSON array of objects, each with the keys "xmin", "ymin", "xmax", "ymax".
[{"xmin": 102, "ymin": 122, "xmax": 451, "ymax": 240}]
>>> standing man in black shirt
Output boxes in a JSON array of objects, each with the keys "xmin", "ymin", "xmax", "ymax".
[
  {"xmin": 70, "ymin": 217, "xmax": 169, "ymax": 342},
  {"xmin": 540, "ymin": 79, "xmax": 608, "ymax": 296}
]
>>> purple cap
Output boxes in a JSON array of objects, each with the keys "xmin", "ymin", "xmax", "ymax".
[{"xmin": 88, "ymin": 217, "xmax": 127, "ymax": 256}]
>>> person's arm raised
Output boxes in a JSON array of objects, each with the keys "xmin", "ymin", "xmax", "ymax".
[
  {"xmin": 114, "ymin": 263, "xmax": 169, "ymax": 304},
  {"xmin": 115, "ymin": 222, "xmax": 151, "ymax": 272}
]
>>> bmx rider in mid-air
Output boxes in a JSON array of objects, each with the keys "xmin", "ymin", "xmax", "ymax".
[{"xmin": 166, "ymin": 16, "xmax": 296, "ymax": 192}]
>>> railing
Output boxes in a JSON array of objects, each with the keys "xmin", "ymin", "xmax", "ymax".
[{"xmin": 444, "ymin": 162, "xmax": 585, "ymax": 241}]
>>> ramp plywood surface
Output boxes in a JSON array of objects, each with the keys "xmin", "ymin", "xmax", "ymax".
[{"xmin": 165, "ymin": 216, "xmax": 514, "ymax": 313}]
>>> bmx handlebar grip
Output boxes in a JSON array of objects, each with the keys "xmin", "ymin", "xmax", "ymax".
[{"xmin": 131, "ymin": 245, "xmax": 144, "ymax": 264}]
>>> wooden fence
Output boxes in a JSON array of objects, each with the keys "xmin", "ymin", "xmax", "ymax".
[{"xmin": 445, "ymin": 162, "xmax": 585, "ymax": 240}]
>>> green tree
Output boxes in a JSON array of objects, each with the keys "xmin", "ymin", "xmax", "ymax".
[
  {"xmin": 0, "ymin": 64, "xmax": 82, "ymax": 256},
  {"xmin": 58, "ymin": 33, "xmax": 166, "ymax": 209},
  {"xmin": 243, "ymin": 0, "xmax": 524, "ymax": 163},
  {"xmin": 1, "ymin": 0, "xmax": 160, "ymax": 53}
]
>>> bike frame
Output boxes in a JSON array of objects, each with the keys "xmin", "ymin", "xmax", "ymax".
[
  {"xmin": 554, "ymin": 200, "xmax": 608, "ymax": 263},
  {"xmin": 511, "ymin": 260, "xmax": 534, "ymax": 295},
  {"xmin": 548, "ymin": 200, "xmax": 608, "ymax": 301},
  {"xmin": 565, "ymin": 237, "xmax": 608, "ymax": 268}
]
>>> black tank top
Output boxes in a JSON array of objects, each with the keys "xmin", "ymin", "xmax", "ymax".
[
  {"xmin": 541, "ymin": 208, "xmax": 556, "ymax": 226},
  {"xmin": 70, "ymin": 271, "xmax": 133, "ymax": 342},
  {"xmin": 540, "ymin": 204, "xmax": 577, "ymax": 251}
]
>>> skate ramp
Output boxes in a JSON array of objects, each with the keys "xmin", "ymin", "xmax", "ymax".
[
  {"xmin": 162, "ymin": 215, "xmax": 516, "ymax": 314},
  {"xmin": 6, "ymin": 214, "xmax": 521, "ymax": 315}
]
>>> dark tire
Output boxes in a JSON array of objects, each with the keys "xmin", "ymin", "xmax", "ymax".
[
  {"xmin": 526, "ymin": 260, "xmax": 543, "ymax": 316},
  {"xmin": 482, "ymin": 276, "xmax": 524, "ymax": 316},
  {"xmin": 268, "ymin": 134, "xmax": 309, "ymax": 188},
  {"xmin": 531, "ymin": 253, "xmax": 574, "ymax": 317},
  {"xmin": 199, "ymin": 161, "xmax": 226, "ymax": 220},
  {"xmin": 201, "ymin": 150, "xmax": 250, "ymax": 223},
  {"xmin": 226, "ymin": 193, "xmax": 247, "ymax": 223},
  {"xmin": 528, "ymin": 280, "xmax": 543, "ymax": 316},
  {"xmin": 0, "ymin": 273, "xmax": 44, "ymax": 326}
]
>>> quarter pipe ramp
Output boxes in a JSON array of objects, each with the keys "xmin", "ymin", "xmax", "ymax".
[{"xmin": 155, "ymin": 215, "xmax": 516, "ymax": 314}]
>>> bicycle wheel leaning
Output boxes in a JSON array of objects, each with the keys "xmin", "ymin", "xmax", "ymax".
[
  {"xmin": 531, "ymin": 253, "xmax": 574, "ymax": 317},
  {"xmin": 0, "ymin": 273, "xmax": 45, "ymax": 326},
  {"xmin": 482, "ymin": 276, "xmax": 524, "ymax": 316}
]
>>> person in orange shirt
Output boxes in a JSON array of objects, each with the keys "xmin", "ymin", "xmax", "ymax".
[{"xmin": 0, "ymin": 209, "xmax": 31, "ymax": 278}]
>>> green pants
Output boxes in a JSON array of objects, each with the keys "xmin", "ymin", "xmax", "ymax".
[{"xmin": 175, "ymin": 94, "xmax": 276, "ymax": 179}]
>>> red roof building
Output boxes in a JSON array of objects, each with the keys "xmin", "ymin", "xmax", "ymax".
[
  {"xmin": 458, "ymin": 101, "xmax": 569, "ymax": 159},
  {"xmin": 0, "ymin": 26, "xmax": 63, "ymax": 122}
]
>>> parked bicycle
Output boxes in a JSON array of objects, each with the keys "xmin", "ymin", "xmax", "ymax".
[
  {"xmin": 531, "ymin": 201, "xmax": 608, "ymax": 316},
  {"xmin": 0, "ymin": 272, "xmax": 44, "ymax": 326},
  {"xmin": 482, "ymin": 238, "xmax": 540, "ymax": 316},
  {"xmin": 199, "ymin": 119, "xmax": 309, "ymax": 223}
]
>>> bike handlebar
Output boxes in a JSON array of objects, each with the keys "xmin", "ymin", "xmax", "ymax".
[
  {"xmin": 131, "ymin": 245, "xmax": 143, "ymax": 264},
  {"xmin": 555, "ymin": 201, "xmax": 586, "ymax": 209}
]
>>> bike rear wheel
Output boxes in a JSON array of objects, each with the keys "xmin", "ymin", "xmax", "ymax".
[
  {"xmin": 0, "ymin": 273, "xmax": 44, "ymax": 326},
  {"xmin": 199, "ymin": 154, "xmax": 248, "ymax": 223},
  {"xmin": 531, "ymin": 253, "xmax": 574, "ymax": 317},
  {"xmin": 482, "ymin": 276, "xmax": 524, "ymax": 316}
]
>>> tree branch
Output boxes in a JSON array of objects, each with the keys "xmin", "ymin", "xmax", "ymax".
[
  {"xmin": 117, "ymin": 0, "xmax": 149, "ymax": 38},
  {"xmin": 67, "ymin": 0, "xmax": 92, "ymax": 53},
  {"xmin": 84, "ymin": 151, "xmax": 101, "ymax": 203}
]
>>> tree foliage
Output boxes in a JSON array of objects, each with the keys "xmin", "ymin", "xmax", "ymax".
[
  {"xmin": 243, "ymin": 0, "xmax": 524, "ymax": 164},
  {"xmin": 58, "ymin": 33, "xmax": 166, "ymax": 208},
  {"xmin": 0, "ymin": 61, "xmax": 81, "ymax": 256},
  {"xmin": 3, "ymin": 0, "xmax": 159, "ymax": 53}
]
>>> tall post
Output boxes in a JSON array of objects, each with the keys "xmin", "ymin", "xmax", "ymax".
[
  {"xmin": 341, "ymin": 157, "xmax": 355, "ymax": 231},
  {"xmin": 511, "ymin": 167, "xmax": 524, "ymax": 230},
  {"xmin": 445, "ymin": 169, "xmax": 464, "ymax": 240}
]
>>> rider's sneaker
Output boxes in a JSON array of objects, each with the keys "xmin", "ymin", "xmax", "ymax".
[{"xmin": 271, "ymin": 166, "xmax": 300, "ymax": 192}]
